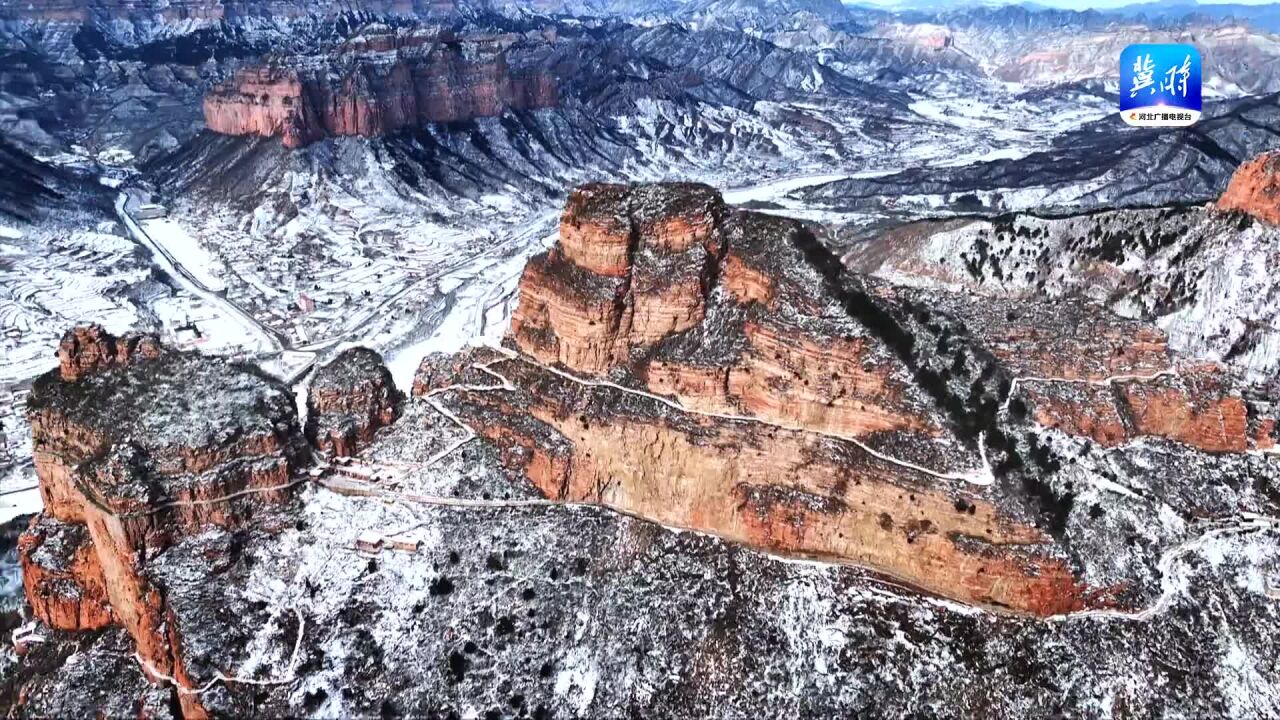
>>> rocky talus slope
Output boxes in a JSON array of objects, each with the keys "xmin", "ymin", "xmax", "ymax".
[{"xmin": 5, "ymin": 186, "xmax": 1280, "ymax": 718}]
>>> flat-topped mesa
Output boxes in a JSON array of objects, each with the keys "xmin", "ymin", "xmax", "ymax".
[
  {"xmin": 510, "ymin": 183, "xmax": 949, "ymax": 440},
  {"xmin": 202, "ymin": 33, "xmax": 559, "ymax": 148},
  {"xmin": 306, "ymin": 347, "xmax": 402, "ymax": 457},
  {"xmin": 433, "ymin": 181, "xmax": 1280, "ymax": 616},
  {"xmin": 1217, "ymin": 149, "xmax": 1280, "ymax": 225},
  {"xmin": 22, "ymin": 326, "xmax": 309, "ymax": 718}
]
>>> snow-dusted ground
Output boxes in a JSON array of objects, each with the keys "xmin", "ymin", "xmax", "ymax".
[
  {"xmin": 97, "ymin": 392, "xmax": 1280, "ymax": 717},
  {"xmin": 0, "ymin": 465, "xmax": 38, "ymax": 525},
  {"xmin": 138, "ymin": 217, "xmax": 229, "ymax": 293},
  {"xmin": 382, "ymin": 226, "xmax": 555, "ymax": 389},
  {"xmin": 0, "ymin": 73, "xmax": 1116, "ymax": 508},
  {"xmin": 118, "ymin": 194, "xmax": 280, "ymax": 357},
  {"xmin": 850, "ymin": 206, "xmax": 1280, "ymax": 385},
  {"xmin": 0, "ymin": 226, "xmax": 148, "ymax": 385}
]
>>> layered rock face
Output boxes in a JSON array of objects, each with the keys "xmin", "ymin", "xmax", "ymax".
[
  {"xmin": 436, "ymin": 184, "xmax": 1108, "ymax": 616},
  {"xmin": 11, "ymin": 187, "xmax": 1280, "ymax": 718},
  {"xmin": 21, "ymin": 325, "xmax": 309, "ymax": 718},
  {"xmin": 1217, "ymin": 149, "xmax": 1280, "ymax": 225},
  {"xmin": 55, "ymin": 324, "xmax": 163, "ymax": 382},
  {"xmin": 917, "ymin": 293, "xmax": 1280, "ymax": 454},
  {"xmin": 422, "ymin": 182, "xmax": 1280, "ymax": 616},
  {"xmin": 18, "ymin": 516, "xmax": 112, "ymax": 632},
  {"xmin": 306, "ymin": 346, "xmax": 402, "ymax": 457},
  {"xmin": 203, "ymin": 32, "xmax": 559, "ymax": 148},
  {"xmin": 1017, "ymin": 367, "xmax": 1274, "ymax": 452}
]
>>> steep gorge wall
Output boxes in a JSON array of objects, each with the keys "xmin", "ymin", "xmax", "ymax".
[
  {"xmin": 202, "ymin": 36, "xmax": 559, "ymax": 147},
  {"xmin": 438, "ymin": 356, "xmax": 1105, "ymax": 615},
  {"xmin": 431, "ymin": 183, "xmax": 1117, "ymax": 615},
  {"xmin": 420, "ymin": 182, "xmax": 1280, "ymax": 615}
]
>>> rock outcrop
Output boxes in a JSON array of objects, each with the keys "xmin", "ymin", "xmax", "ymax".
[
  {"xmin": 55, "ymin": 324, "xmax": 163, "ymax": 383},
  {"xmin": 20, "ymin": 326, "xmax": 309, "ymax": 718},
  {"xmin": 1018, "ymin": 366, "xmax": 1274, "ymax": 452},
  {"xmin": 18, "ymin": 516, "xmax": 112, "ymax": 632},
  {"xmin": 11, "ymin": 187, "xmax": 1280, "ymax": 719},
  {"xmin": 203, "ymin": 31, "xmax": 559, "ymax": 147},
  {"xmin": 306, "ymin": 346, "xmax": 402, "ymax": 457},
  {"xmin": 1217, "ymin": 149, "xmax": 1280, "ymax": 224},
  {"xmin": 908, "ymin": 294, "xmax": 1280, "ymax": 454},
  {"xmin": 433, "ymin": 183, "xmax": 1111, "ymax": 615},
  {"xmin": 416, "ymin": 182, "xmax": 1280, "ymax": 616}
]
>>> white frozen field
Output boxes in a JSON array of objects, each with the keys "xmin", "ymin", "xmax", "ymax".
[
  {"xmin": 116, "ymin": 194, "xmax": 279, "ymax": 356},
  {"xmin": 139, "ymin": 217, "xmax": 230, "ymax": 294},
  {"xmin": 0, "ymin": 464, "xmax": 39, "ymax": 525},
  {"xmin": 903, "ymin": 82, "xmax": 1113, "ymax": 156},
  {"xmin": 0, "ymin": 227, "xmax": 148, "ymax": 385}
]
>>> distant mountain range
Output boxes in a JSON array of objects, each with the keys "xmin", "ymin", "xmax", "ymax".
[{"xmin": 850, "ymin": 0, "xmax": 1280, "ymax": 32}]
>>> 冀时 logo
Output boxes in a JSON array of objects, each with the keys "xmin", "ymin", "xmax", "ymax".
[{"xmin": 1120, "ymin": 43, "xmax": 1202, "ymax": 128}]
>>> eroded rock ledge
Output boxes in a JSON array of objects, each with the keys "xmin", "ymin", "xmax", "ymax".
[
  {"xmin": 414, "ymin": 184, "xmax": 1187, "ymax": 616},
  {"xmin": 1217, "ymin": 149, "xmax": 1280, "ymax": 225}
]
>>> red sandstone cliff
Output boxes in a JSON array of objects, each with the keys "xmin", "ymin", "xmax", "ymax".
[
  {"xmin": 413, "ymin": 182, "xmax": 1280, "ymax": 615},
  {"xmin": 16, "ymin": 185, "xmax": 1280, "ymax": 719},
  {"xmin": 18, "ymin": 516, "xmax": 113, "ymax": 633},
  {"xmin": 1218, "ymin": 150, "xmax": 1280, "ymax": 225},
  {"xmin": 1017, "ymin": 364, "xmax": 1276, "ymax": 452},
  {"xmin": 929, "ymin": 295, "xmax": 1278, "ymax": 454},
  {"xmin": 20, "ymin": 325, "xmax": 309, "ymax": 719},
  {"xmin": 56, "ymin": 324, "xmax": 163, "ymax": 382},
  {"xmin": 203, "ymin": 32, "xmax": 559, "ymax": 147},
  {"xmin": 422, "ymin": 184, "xmax": 1115, "ymax": 616}
]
